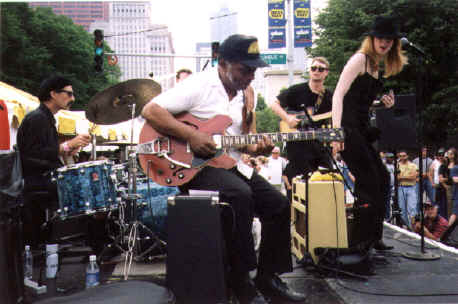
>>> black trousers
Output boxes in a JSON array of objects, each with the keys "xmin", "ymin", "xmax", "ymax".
[
  {"xmin": 180, "ymin": 166, "xmax": 292, "ymax": 276},
  {"xmin": 21, "ymin": 178, "xmax": 58, "ymax": 249},
  {"xmin": 341, "ymin": 127, "xmax": 390, "ymax": 244}
]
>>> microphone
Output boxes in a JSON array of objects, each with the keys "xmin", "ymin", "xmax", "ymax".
[{"xmin": 400, "ymin": 37, "xmax": 426, "ymax": 55}]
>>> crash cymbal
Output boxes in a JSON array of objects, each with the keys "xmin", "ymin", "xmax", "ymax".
[{"xmin": 86, "ymin": 79, "xmax": 161, "ymax": 125}]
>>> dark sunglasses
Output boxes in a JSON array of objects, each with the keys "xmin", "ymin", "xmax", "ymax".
[
  {"xmin": 57, "ymin": 89, "xmax": 74, "ymax": 97},
  {"xmin": 311, "ymin": 66, "xmax": 328, "ymax": 72}
]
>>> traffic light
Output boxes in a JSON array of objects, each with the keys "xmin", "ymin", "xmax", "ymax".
[
  {"xmin": 211, "ymin": 42, "xmax": 219, "ymax": 67},
  {"xmin": 94, "ymin": 29, "xmax": 104, "ymax": 72}
]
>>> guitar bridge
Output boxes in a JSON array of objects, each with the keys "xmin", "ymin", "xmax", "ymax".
[
  {"xmin": 137, "ymin": 137, "xmax": 192, "ymax": 169},
  {"xmin": 137, "ymin": 137, "xmax": 170, "ymax": 155}
]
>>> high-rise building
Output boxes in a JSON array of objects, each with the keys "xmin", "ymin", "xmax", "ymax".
[
  {"xmin": 31, "ymin": 1, "xmax": 175, "ymax": 89},
  {"xmin": 90, "ymin": 2, "xmax": 175, "ymax": 88},
  {"xmin": 210, "ymin": 6, "xmax": 238, "ymax": 43},
  {"xmin": 29, "ymin": 1, "xmax": 109, "ymax": 31}
]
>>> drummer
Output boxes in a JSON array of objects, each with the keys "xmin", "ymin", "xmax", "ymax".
[{"xmin": 17, "ymin": 75, "xmax": 91, "ymax": 247}]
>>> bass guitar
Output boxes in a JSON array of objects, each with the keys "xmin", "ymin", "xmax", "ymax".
[{"xmin": 137, "ymin": 112, "xmax": 344, "ymax": 186}]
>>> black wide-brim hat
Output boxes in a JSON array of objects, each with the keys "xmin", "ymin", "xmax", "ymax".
[
  {"xmin": 218, "ymin": 34, "xmax": 269, "ymax": 68},
  {"xmin": 366, "ymin": 15, "xmax": 403, "ymax": 39}
]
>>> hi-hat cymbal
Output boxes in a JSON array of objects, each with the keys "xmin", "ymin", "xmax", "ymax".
[{"xmin": 86, "ymin": 79, "xmax": 161, "ymax": 125}]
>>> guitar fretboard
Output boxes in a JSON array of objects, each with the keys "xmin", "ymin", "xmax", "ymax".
[{"xmin": 220, "ymin": 129, "xmax": 342, "ymax": 147}]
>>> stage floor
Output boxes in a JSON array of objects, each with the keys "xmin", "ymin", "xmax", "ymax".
[
  {"xmin": 29, "ymin": 222, "xmax": 458, "ymax": 304},
  {"xmin": 326, "ymin": 222, "xmax": 458, "ymax": 304}
]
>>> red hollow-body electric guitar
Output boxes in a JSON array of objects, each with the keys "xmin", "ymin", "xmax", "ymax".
[{"xmin": 138, "ymin": 112, "xmax": 344, "ymax": 186}]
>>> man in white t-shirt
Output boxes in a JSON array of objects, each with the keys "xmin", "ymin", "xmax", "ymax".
[
  {"xmin": 267, "ymin": 146, "xmax": 288, "ymax": 191},
  {"xmin": 141, "ymin": 34, "xmax": 304, "ymax": 304}
]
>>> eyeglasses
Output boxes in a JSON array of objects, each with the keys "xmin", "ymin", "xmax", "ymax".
[
  {"xmin": 311, "ymin": 66, "xmax": 328, "ymax": 72},
  {"xmin": 57, "ymin": 89, "xmax": 74, "ymax": 97}
]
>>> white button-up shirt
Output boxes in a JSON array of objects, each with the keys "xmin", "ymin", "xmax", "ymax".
[{"xmin": 150, "ymin": 68, "xmax": 257, "ymax": 178}]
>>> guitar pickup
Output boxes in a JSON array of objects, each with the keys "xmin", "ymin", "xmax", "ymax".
[{"xmin": 137, "ymin": 137, "xmax": 170, "ymax": 155}]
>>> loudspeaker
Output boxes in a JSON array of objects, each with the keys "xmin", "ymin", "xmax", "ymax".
[
  {"xmin": 441, "ymin": 220, "xmax": 458, "ymax": 248},
  {"xmin": 376, "ymin": 94, "xmax": 417, "ymax": 150},
  {"xmin": 291, "ymin": 178, "xmax": 349, "ymax": 264},
  {"xmin": 166, "ymin": 195, "xmax": 227, "ymax": 304}
]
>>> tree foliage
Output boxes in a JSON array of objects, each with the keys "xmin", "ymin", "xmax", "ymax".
[
  {"xmin": 256, "ymin": 93, "xmax": 280, "ymax": 134},
  {"xmin": 307, "ymin": 0, "xmax": 458, "ymax": 147},
  {"xmin": 1, "ymin": 3, "xmax": 121, "ymax": 110}
]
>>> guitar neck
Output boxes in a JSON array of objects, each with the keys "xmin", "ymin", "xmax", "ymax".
[{"xmin": 220, "ymin": 129, "xmax": 341, "ymax": 148}]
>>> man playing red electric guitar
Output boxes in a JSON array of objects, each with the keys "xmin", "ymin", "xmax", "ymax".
[{"xmin": 141, "ymin": 34, "xmax": 305, "ymax": 304}]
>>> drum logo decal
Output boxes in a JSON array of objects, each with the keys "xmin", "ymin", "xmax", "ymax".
[{"xmin": 92, "ymin": 172, "xmax": 99, "ymax": 181}]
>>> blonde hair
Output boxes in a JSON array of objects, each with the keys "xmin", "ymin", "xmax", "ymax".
[
  {"xmin": 359, "ymin": 36, "xmax": 408, "ymax": 77},
  {"xmin": 311, "ymin": 57, "xmax": 330, "ymax": 69}
]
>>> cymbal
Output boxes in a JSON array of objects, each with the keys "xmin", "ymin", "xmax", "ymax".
[{"xmin": 86, "ymin": 79, "xmax": 161, "ymax": 125}]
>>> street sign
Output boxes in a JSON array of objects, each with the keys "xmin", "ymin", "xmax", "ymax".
[{"xmin": 260, "ymin": 53, "xmax": 286, "ymax": 65}]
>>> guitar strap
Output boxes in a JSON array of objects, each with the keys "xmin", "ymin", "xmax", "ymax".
[
  {"xmin": 314, "ymin": 90, "xmax": 324, "ymax": 114},
  {"xmin": 242, "ymin": 90, "xmax": 254, "ymax": 134}
]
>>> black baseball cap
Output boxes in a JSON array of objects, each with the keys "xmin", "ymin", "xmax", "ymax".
[{"xmin": 218, "ymin": 34, "xmax": 269, "ymax": 68}]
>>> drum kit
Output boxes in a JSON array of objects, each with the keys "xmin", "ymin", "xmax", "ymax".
[{"xmin": 51, "ymin": 79, "xmax": 179, "ymax": 268}]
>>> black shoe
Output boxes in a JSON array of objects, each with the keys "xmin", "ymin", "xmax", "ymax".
[
  {"xmin": 231, "ymin": 274, "xmax": 269, "ymax": 304},
  {"xmin": 373, "ymin": 240, "xmax": 393, "ymax": 251},
  {"xmin": 255, "ymin": 274, "xmax": 305, "ymax": 302}
]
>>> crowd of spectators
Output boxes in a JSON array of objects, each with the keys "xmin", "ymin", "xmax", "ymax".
[{"xmin": 245, "ymin": 145, "xmax": 458, "ymax": 243}]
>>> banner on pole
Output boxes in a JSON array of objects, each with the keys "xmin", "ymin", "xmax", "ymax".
[
  {"xmin": 293, "ymin": 0, "xmax": 312, "ymax": 47},
  {"xmin": 268, "ymin": 0, "xmax": 286, "ymax": 49}
]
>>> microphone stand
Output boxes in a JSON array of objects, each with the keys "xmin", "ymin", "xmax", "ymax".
[
  {"xmin": 402, "ymin": 45, "xmax": 439, "ymax": 261},
  {"xmin": 390, "ymin": 151, "xmax": 405, "ymax": 227}
]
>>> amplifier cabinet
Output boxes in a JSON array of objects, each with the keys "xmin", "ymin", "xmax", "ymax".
[
  {"xmin": 166, "ymin": 195, "xmax": 227, "ymax": 304},
  {"xmin": 291, "ymin": 178, "xmax": 349, "ymax": 264}
]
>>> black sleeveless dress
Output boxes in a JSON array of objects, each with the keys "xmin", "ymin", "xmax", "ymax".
[{"xmin": 340, "ymin": 56, "xmax": 390, "ymax": 246}]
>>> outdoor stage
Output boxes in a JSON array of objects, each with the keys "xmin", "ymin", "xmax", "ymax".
[{"xmin": 27, "ymin": 222, "xmax": 458, "ymax": 304}]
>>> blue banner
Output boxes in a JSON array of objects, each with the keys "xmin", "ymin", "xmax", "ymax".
[
  {"xmin": 293, "ymin": 0, "xmax": 312, "ymax": 47},
  {"xmin": 268, "ymin": 28, "xmax": 286, "ymax": 49},
  {"xmin": 268, "ymin": 0, "xmax": 286, "ymax": 48}
]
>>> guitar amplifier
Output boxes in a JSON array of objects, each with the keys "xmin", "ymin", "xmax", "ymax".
[
  {"xmin": 291, "ymin": 176, "xmax": 351, "ymax": 264},
  {"xmin": 166, "ymin": 195, "xmax": 227, "ymax": 304}
]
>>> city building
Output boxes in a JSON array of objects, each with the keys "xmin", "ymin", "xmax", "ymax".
[
  {"xmin": 29, "ymin": 1, "xmax": 109, "ymax": 31},
  {"xmin": 210, "ymin": 6, "xmax": 238, "ymax": 44},
  {"xmin": 31, "ymin": 1, "xmax": 175, "ymax": 90},
  {"xmin": 89, "ymin": 2, "xmax": 174, "ymax": 89}
]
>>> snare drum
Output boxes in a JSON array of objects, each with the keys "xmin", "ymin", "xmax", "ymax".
[
  {"xmin": 55, "ymin": 160, "xmax": 117, "ymax": 218},
  {"xmin": 136, "ymin": 180, "xmax": 179, "ymax": 240}
]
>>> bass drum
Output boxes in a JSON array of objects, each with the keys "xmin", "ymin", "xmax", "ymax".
[{"xmin": 135, "ymin": 180, "xmax": 180, "ymax": 241}]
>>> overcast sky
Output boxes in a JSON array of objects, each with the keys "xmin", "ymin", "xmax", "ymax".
[
  {"xmin": 149, "ymin": 0, "xmax": 328, "ymax": 71},
  {"xmin": 149, "ymin": 0, "xmax": 269, "ymax": 69}
]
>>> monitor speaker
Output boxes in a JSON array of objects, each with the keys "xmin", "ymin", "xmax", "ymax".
[{"xmin": 376, "ymin": 94, "xmax": 417, "ymax": 151}]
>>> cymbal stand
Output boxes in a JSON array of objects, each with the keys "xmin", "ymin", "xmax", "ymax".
[{"xmin": 122, "ymin": 103, "xmax": 165, "ymax": 279}]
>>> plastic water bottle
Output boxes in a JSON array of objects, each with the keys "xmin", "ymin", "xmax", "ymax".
[
  {"xmin": 24, "ymin": 245, "xmax": 33, "ymax": 280},
  {"xmin": 46, "ymin": 244, "xmax": 59, "ymax": 279},
  {"xmin": 86, "ymin": 255, "xmax": 100, "ymax": 288}
]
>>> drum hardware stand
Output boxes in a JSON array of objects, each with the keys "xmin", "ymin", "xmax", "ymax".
[{"xmin": 99, "ymin": 103, "xmax": 165, "ymax": 276}]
